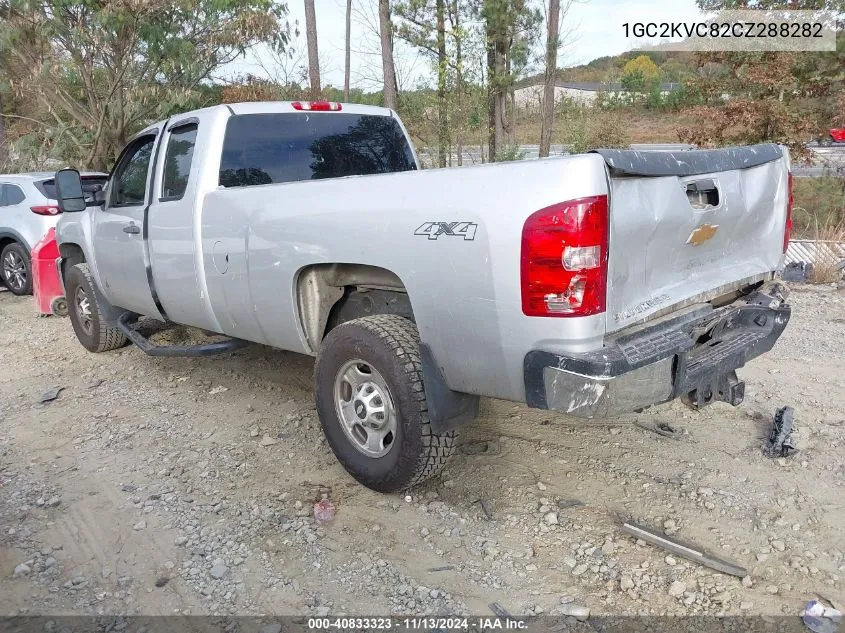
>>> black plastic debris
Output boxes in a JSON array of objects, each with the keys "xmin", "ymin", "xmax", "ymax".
[
  {"xmin": 476, "ymin": 498, "xmax": 493, "ymax": 520},
  {"xmin": 489, "ymin": 602, "xmax": 512, "ymax": 618},
  {"xmin": 782, "ymin": 261, "xmax": 814, "ymax": 283},
  {"xmin": 39, "ymin": 386, "xmax": 64, "ymax": 403},
  {"xmin": 634, "ymin": 420, "xmax": 680, "ymax": 439},
  {"xmin": 557, "ymin": 498, "xmax": 585, "ymax": 510},
  {"xmin": 763, "ymin": 406, "xmax": 798, "ymax": 458}
]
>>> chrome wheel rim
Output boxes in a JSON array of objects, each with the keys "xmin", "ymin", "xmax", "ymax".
[
  {"xmin": 2, "ymin": 251, "xmax": 26, "ymax": 291},
  {"xmin": 333, "ymin": 359, "xmax": 397, "ymax": 458},
  {"xmin": 75, "ymin": 286, "xmax": 94, "ymax": 335}
]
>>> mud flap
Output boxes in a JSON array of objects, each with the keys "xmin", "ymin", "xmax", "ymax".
[{"xmin": 420, "ymin": 343, "xmax": 480, "ymax": 434}]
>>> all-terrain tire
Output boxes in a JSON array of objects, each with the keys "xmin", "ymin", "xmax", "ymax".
[
  {"xmin": 66, "ymin": 263, "xmax": 127, "ymax": 352},
  {"xmin": 1, "ymin": 242, "xmax": 32, "ymax": 296},
  {"xmin": 315, "ymin": 314, "xmax": 457, "ymax": 492}
]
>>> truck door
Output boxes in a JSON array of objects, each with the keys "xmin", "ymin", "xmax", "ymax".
[{"xmin": 92, "ymin": 131, "xmax": 163, "ymax": 318}]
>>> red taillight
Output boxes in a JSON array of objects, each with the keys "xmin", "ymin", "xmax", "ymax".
[
  {"xmin": 291, "ymin": 101, "xmax": 342, "ymax": 111},
  {"xmin": 784, "ymin": 171, "xmax": 793, "ymax": 253},
  {"xmin": 31, "ymin": 205, "xmax": 61, "ymax": 216},
  {"xmin": 521, "ymin": 195, "xmax": 609, "ymax": 317}
]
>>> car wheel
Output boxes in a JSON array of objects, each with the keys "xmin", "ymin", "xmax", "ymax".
[
  {"xmin": 1, "ymin": 242, "xmax": 32, "ymax": 296},
  {"xmin": 315, "ymin": 314, "xmax": 457, "ymax": 492},
  {"xmin": 66, "ymin": 263, "xmax": 127, "ymax": 352}
]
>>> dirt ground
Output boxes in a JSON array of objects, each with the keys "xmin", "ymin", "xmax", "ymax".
[{"xmin": 1, "ymin": 283, "xmax": 843, "ymax": 619}]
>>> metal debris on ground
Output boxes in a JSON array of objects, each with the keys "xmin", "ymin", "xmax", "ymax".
[
  {"xmin": 557, "ymin": 498, "xmax": 585, "ymax": 509},
  {"xmin": 621, "ymin": 521, "xmax": 747, "ymax": 577},
  {"xmin": 801, "ymin": 600, "xmax": 843, "ymax": 633},
  {"xmin": 488, "ymin": 602, "xmax": 512, "ymax": 618},
  {"xmin": 154, "ymin": 577, "xmax": 169, "ymax": 588},
  {"xmin": 474, "ymin": 498, "xmax": 493, "ymax": 520},
  {"xmin": 427, "ymin": 565, "xmax": 456, "ymax": 572},
  {"xmin": 763, "ymin": 406, "xmax": 798, "ymax": 458},
  {"xmin": 39, "ymin": 386, "xmax": 64, "ymax": 403},
  {"xmin": 313, "ymin": 499, "xmax": 336, "ymax": 524},
  {"xmin": 634, "ymin": 420, "xmax": 680, "ymax": 439}
]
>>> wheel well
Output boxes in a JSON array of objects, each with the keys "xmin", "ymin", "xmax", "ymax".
[
  {"xmin": 296, "ymin": 263, "xmax": 412, "ymax": 353},
  {"xmin": 0, "ymin": 237, "xmax": 18, "ymax": 253},
  {"xmin": 58, "ymin": 243, "xmax": 86, "ymax": 278}
]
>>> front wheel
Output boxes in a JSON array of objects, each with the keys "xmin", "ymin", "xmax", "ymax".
[
  {"xmin": 65, "ymin": 263, "xmax": 127, "ymax": 352},
  {"xmin": 1, "ymin": 242, "xmax": 32, "ymax": 296},
  {"xmin": 314, "ymin": 315, "xmax": 457, "ymax": 493}
]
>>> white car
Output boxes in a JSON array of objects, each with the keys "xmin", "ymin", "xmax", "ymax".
[{"xmin": 0, "ymin": 171, "xmax": 106, "ymax": 295}]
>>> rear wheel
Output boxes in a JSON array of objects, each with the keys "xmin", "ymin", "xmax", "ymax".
[
  {"xmin": 1, "ymin": 242, "xmax": 32, "ymax": 296},
  {"xmin": 66, "ymin": 263, "xmax": 127, "ymax": 352},
  {"xmin": 315, "ymin": 315, "xmax": 457, "ymax": 492}
]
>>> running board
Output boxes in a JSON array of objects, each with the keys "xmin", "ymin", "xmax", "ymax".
[{"xmin": 117, "ymin": 312, "xmax": 249, "ymax": 357}]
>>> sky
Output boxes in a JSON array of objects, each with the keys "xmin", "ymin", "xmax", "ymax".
[{"xmin": 227, "ymin": 0, "xmax": 705, "ymax": 90}]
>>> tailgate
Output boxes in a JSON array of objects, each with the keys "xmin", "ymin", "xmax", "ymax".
[{"xmin": 596, "ymin": 144, "xmax": 789, "ymax": 333}]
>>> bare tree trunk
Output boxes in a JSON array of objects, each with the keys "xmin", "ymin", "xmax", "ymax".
[
  {"xmin": 436, "ymin": 0, "xmax": 447, "ymax": 168},
  {"xmin": 304, "ymin": 0, "xmax": 321, "ymax": 99},
  {"xmin": 344, "ymin": 0, "xmax": 352, "ymax": 101},
  {"xmin": 485, "ymin": 7, "xmax": 506, "ymax": 162},
  {"xmin": 0, "ymin": 93, "xmax": 8, "ymax": 168},
  {"xmin": 453, "ymin": 1, "xmax": 463, "ymax": 166},
  {"xmin": 378, "ymin": 0, "xmax": 398, "ymax": 110},
  {"xmin": 487, "ymin": 44, "xmax": 496, "ymax": 161},
  {"xmin": 539, "ymin": 0, "xmax": 560, "ymax": 158}
]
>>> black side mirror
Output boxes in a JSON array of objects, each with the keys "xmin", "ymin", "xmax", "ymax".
[{"xmin": 54, "ymin": 169, "xmax": 86, "ymax": 213}]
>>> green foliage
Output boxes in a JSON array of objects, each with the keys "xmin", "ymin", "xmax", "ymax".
[
  {"xmin": 494, "ymin": 143, "xmax": 524, "ymax": 161},
  {"xmin": 560, "ymin": 106, "xmax": 630, "ymax": 153},
  {"xmin": 792, "ymin": 176, "xmax": 845, "ymax": 237},
  {"xmin": 622, "ymin": 55, "xmax": 661, "ymax": 85},
  {"xmin": 0, "ymin": 0, "xmax": 290, "ymax": 170}
]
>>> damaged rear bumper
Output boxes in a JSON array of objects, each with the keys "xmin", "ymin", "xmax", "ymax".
[{"xmin": 524, "ymin": 284, "xmax": 791, "ymax": 418}]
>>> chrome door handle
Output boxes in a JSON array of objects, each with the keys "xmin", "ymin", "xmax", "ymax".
[{"xmin": 123, "ymin": 224, "xmax": 140, "ymax": 234}]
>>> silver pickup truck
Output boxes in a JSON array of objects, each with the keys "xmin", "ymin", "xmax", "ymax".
[{"xmin": 52, "ymin": 101, "xmax": 792, "ymax": 492}]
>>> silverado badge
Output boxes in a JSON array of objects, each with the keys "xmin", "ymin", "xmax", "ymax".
[{"xmin": 686, "ymin": 223, "xmax": 719, "ymax": 246}]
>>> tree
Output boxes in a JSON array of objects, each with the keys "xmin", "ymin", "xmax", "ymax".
[
  {"xmin": 0, "ymin": 0, "xmax": 288, "ymax": 170},
  {"xmin": 538, "ymin": 0, "xmax": 560, "ymax": 158},
  {"xmin": 304, "ymin": 0, "xmax": 321, "ymax": 98},
  {"xmin": 621, "ymin": 55, "xmax": 661, "ymax": 94},
  {"xmin": 677, "ymin": 0, "xmax": 845, "ymax": 157},
  {"xmin": 477, "ymin": 0, "xmax": 540, "ymax": 161},
  {"xmin": 345, "ymin": 0, "xmax": 353, "ymax": 101},
  {"xmin": 394, "ymin": 0, "xmax": 450, "ymax": 167},
  {"xmin": 378, "ymin": 0, "xmax": 398, "ymax": 109},
  {"xmin": 0, "ymin": 91, "xmax": 7, "ymax": 167}
]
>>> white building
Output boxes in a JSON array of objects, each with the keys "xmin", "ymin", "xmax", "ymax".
[{"xmin": 513, "ymin": 80, "xmax": 679, "ymax": 110}]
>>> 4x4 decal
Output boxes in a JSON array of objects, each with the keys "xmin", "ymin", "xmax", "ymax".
[{"xmin": 414, "ymin": 221, "xmax": 478, "ymax": 241}]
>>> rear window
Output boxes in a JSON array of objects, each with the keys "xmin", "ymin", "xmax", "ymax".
[
  {"xmin": 36, "ymin": 176, "xmax": 108, "ymax": 201},
  {"xmin": 219, "ymin": 112, "xmax": 416, "ymax": 188}
]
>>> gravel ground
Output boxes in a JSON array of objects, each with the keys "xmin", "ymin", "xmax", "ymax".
[{"xmin": 1, "ymin": 283, "xmax": 843, "ymax": 619}]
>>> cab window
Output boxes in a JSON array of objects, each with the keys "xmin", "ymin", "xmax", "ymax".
[
  {"xmin": 161, "ymin": 123, "xmax": 198, "ymax": 201},
  {"xmin": 111, "ymin": 136, "xmax": 155, "ymax": 207}
]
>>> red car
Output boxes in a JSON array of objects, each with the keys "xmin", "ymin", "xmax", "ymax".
[{"xmin": 821, "ymin": 127, "xmax": 845, "ymax": 145}]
